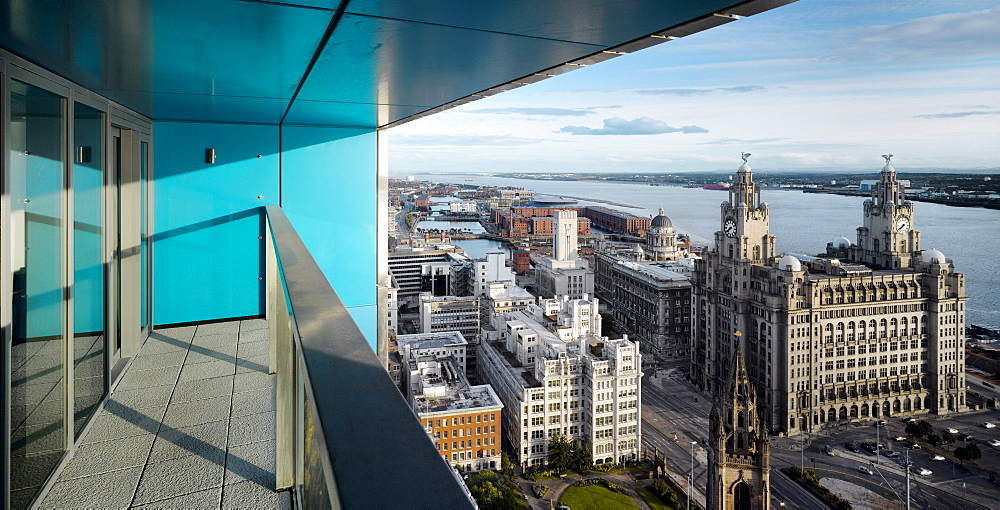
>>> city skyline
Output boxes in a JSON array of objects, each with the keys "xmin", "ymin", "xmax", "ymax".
[{"xmin": 389, "ymin": 1, "xmax": 1000, "ymax": 175}]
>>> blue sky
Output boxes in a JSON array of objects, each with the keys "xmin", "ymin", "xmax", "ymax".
[{"xmin": 388, "ymin": 0, "xmax": 1000, "ymax": 174}]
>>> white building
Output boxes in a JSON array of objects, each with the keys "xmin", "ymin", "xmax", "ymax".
[
  {"xmin": 479, "ymin": 295, "xmax": 641, "ymax": 468},
  {"xmin": 473, "ymin": 252, "xmax": 516, "ymax": 297},
  {"xmin": 536, "ymin": 211, "xmax": 595, "ymax": 299},
  {"xmin": 418, "ymin": 295, "xmax": 481, "ymax": 343},
  {"xmin": 398, "ymin": 331, "xmax": 469, "ymax": 375},
  {"xmin": 449, "ymin": 201, "xmax": 479, "ymax": 213},
  {"xmin": 388, "ymin": 244, "xmax": 472, "ymax": 301}
]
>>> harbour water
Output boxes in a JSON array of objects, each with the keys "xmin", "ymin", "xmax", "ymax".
[{"xmin": 414, "ymin": 174, "xmax": 1000, "ymax": 330}]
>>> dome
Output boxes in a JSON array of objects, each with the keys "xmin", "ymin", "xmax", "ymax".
[
  {"xmin": 737, "ymin": 202, "xmax": 747, "ymax": 208},
  {"xmin": 882, "ymin": 163, "xmax": 895, "ymax": 173},
  {"xmin": 778, "ymin": 255, "xmax": 802, "ymax": 272},
  {"xmin": 721, "ymin": 200, "xmax": 730, "ymax": 207},
  {"xmin": 738, "ymin": 162, "xmax": 751, "ymax": 173},
  {"xmin": 923, "ymin": 248, "xmax": 946, "ymax": 264},
  {"xmin": 831, "ymin": 236, "xmax": 852, "ymax": 249},
  {"xmin": 651, "ymin": 207, "xmax": 672, "ymax": 228}
]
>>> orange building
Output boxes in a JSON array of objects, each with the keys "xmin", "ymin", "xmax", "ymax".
[{"xmin": 420, "ymin": 404, "xmax": 503, "ymax": 472}]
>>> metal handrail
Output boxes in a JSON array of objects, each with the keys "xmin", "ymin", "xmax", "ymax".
[{"xmin": 264, "ymin": 206, "xmax": 475, "ymax": 509}]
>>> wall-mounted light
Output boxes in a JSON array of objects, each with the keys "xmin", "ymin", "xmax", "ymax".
[
  {"xmin": 77, "ymin": 146, "xmax": 92, "ymax": 163},
  {"xmin": 206, "ymin": 148, "xmax": 216, "ymax": 164}
]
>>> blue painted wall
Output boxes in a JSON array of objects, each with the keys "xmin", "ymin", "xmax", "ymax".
[
  {"xmin": 280, "ymin": 126, "xmax": 378, "ymax": 348},
  {"xmin": 153, "ymin": 121, "xmax": 279, "ymax": 325}
]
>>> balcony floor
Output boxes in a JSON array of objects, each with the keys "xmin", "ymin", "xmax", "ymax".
[{"xmin": 41, "ymin": 319, "xmax": 291, "ymax": 509}]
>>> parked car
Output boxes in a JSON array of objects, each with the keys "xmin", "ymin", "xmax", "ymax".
[
  {"xmin": 917, "ymin": 468, "xmax": 933, "ymax": 476},
  {"xmin": 903, "ymin": 417, "xmax": 917, "ymax": 423},
  {"xmin": 931, "ymin": 455, "xmax": 945, "ymax": 461},
  {"xmin": 989, "ymin": 440, "xmax": 1000, "ymax": 447},
  {"xmin": 884, "ymin": 451, "xmax": 901, "ymax": 459},
  {"xmin": 825, "ymin": 445, "xmax": 835, "ymax": 456},
  {"xmin": 906, "ymin": 442, "xmax": 921, "ymax": 450},
  {"xmin": 984, "ymin": 422, "xmax": 996, "ymax": 429},
  {"xmin": 894, "ymin": 436, "xmax": 907, "ymax": 441},
  {"xmin": 846, "ymin": 443, "xmax": 861, "ymax": 453},
  {"xmin": 859, "ymin": 466, "xmax": 874, "ymax": 475},
  {"xmin": 963, "ymin": 435, "xmax": 975, "ymax": 442},
  {"xmin": 947, "ymin": 428, "xmax": 959, "ymax": 434}
]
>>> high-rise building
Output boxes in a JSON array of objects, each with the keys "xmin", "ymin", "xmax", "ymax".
[
  {"xmin": 536, "ymin": 211, "xmax": 595, "ymax": 299},
  {"xmin": 691, "ymin": 156, "xmax": 967, "ymax": 435},
  {"xmin": 478, "ymin": 296, "xmax": 641, "ymax": 468}
]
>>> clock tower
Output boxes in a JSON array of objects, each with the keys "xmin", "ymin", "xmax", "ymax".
[
  {"xmin": 718, "ymin": 153, "xmax": 777, "ymax": 265},
  {"xmin": 851, "ymin": 155, "xmax": 921, "ymax": 269}
]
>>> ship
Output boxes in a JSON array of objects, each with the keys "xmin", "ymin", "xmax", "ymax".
[{"xmin": 703, "ymin": 184, "xmax": 729, "ymax": 190}]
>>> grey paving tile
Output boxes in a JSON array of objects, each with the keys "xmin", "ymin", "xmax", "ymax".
[
  {"xmin": 133, "ymin": 487, "xmax": 222, "ymax": 509},
  {"xmin": 149, "ymin": 419, "xmax": 229, "ymax": 464},
  {"xmin": 141, "ymin": 334, "xmax": 192, "ymax": 355},
  {"xmin": 238, "ymin": 327, "xmax": 268, "ymax": 344},
  {"xmin": 133, "ymin": 453, "xmax": 225, "ymax": 505},
  {"xmin": 191, "ymin": 332, "xmax": 240, "ymax": 349},
  {"xmin": 109, "ymin": 383, "xmax": 176, "ymax": 411},
  {"xmin": 154, "ymin": 326, "xmax": 197, "ymax": 341},
  {"xmin": 42, "ymin": 465, "xmax": 143, "ymax": 509},
  {"xmin": 172, "ymin": 375, "xmax": 235, "ymax": 404},
  {"xmin": 237, "ymin": 341, "xmax": 268, "ymax": 358},
  {"xmin": 229, "ymin": 411, "xmax": 276, "ymax": 447},
  {"xmin": 222, "ymin": 480, "xmax": 291, "ymax": 510},
  {"xmin": 232, "ymin": 386, "xmax": 275, "ymax": 418},
  {"xmin": 185, "ymin": 343, "xmax": 238, "ymax": 366},
  {"xmin": 179, "ymin": 359, "xmax": 236, "ymax": 382},
  {"xmin": 162, "ymin": 394, "xmax": 232, "ymax": 430},
  {"xmin": 129, "ymin": 350, "xmax": 189, "ymax": 371},
  {"xmin": 60, "ymin": 434, "xmax": 155, "ymax": 480},
  {"xmin": 223, "ymin": 439, "xmax": 275, "ymax": 488},
  {"xmin": 240, "ymin": 318, "xmax": 269, "ymax": 332},
  {"xmin": 117, "ymin": 365, "xmax": 182, "ymax": 392},
  {"xmin": 82, "ymin": 404, "xmax": 167, "ymax": 444},
  {"xmin": 233, "ymin": 371, "xmax": 275, "ymax": 393},
  {"xmin": 235, "ymin": 354, "xmax": 270, "ymax": 374},
  {"xmin": 197, "ymin": 321, "xmax": 241, "ymax": 335}
]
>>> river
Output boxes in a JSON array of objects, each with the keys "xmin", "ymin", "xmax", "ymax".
[{"xmin": 413, "ymin": 174, "xmax": 1000, "ymax": 330}]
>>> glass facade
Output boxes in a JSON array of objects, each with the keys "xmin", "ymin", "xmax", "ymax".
[{"xmin": 9, "ymin": 79, "xmax": 67, "ymax": 509}]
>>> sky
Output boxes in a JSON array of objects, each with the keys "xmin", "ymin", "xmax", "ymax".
[{"xmin": 387, "ymin": 0, "xmax": 1000, "ymax": 175}]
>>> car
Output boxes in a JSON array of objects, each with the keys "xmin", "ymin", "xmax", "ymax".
[
  {"xmin": 906, "ymin": 442, "xmax": 921, "ymax": 450},
  {"xmin": 825, "ymin": 446, "xmax": 835, "ymax": 456},
  {"xmin": 884, "ymin": 451, "xmax": 900, "ymax": 459},
  {"xmin": 947, "ymin": 428, "xmax": 959, "ymax": 434},
  {"xmin": 917, "ymin": 468, "xmax": 933, "ymax": 476},
  {"xmin": 859, "ymin": 466, "xmax": 874, "ymax": 475},
  {"xmin": 984, "ymin": 422, "xmax": 996, "ymax": 429},
  {"xmin": 989, "ymin": 440, "xmax": 1000, "ymax": 447},
  {"xmin": 846, "ymin": 443, "xmax": 861, "ymax": 453},
  {"xmin": 903, "ymin": 417, "xmax": 917, "ymax": 423},
  {"xmin": 931, "ymin": 455, "xmax": 945, "ymax": 461},
  {"xmin": 963, "ymin": 435, "xmax": 975, "ymax": 442},
  {"xmin": 877, "ymin": 420, "xmax": 887, "ymax": 426},
  {"xmin": 894, "ymin": 436, "xmax": 907, "ymax": 441}
]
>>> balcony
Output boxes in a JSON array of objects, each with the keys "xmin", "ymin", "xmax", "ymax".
[{"xmin": 34, "ymin": 207, "xmax": 473, "ymax": 509}]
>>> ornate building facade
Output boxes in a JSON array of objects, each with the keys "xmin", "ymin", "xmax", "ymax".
[
  {"xmin": 691, "ymin": 156, "xmax": 967, "ymax": 435},
  {"xmin": 707, "ymin": 350, "xmax": 770, "ymax": 510}
]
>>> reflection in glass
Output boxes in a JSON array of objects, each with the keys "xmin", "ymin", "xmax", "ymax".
[
  {"xmin": 9, "ymin": 79, "xmax": 66, "ymax": 509},
  {"xmin": 73, "ymin": 103, "xmax": 107, "ymax": 437}
]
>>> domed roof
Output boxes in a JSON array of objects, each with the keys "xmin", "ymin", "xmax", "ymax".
[
  {"xmin": 778, "ymin": 255, "xmax": 802, "ymax": 272},
  {"xmin": 923, "ymin": 248, "xmax": 946, "ymax": 264},
  {"xmin": 882, "ymin": 163, "xmax": 895, "ymax": 173},
  {"xmin": 738, "ymin": 162, "xmax": 751, "ymax": 173},
  {"xmin": 831, "ymin": 236, "xmax": 852, "ymax": 249},
  {"xmin": 737, "ymin": 202, "xmax": 747, "ymax": 208},
  {"xmin": 651, "ymin": 207, "xmax": 672, "ymax": 228}
]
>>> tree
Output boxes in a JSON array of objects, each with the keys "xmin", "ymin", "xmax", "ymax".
[
  {"xmin": 917, "ymin": 421, "xmax": 934, "ymax": 438},
  {"xmin": 465, "ymin": 470, "xmax": 519, "ymax": 510},
  {"xmin": 941, "ymin": 431, "xmax": 956, "ymax": 444},
  {"xmin": 927, "ymin": 433, "xmax": 943, "ymax": 447},
  {"xmin": 967, "ymin": 444, "xmax": 982, "ymax": 463},
  {"xmin": 547, "ymin": 435, "xmax": 574, "ymax": 473},
  {"xmin": 500, "ymin": 452, "xmax": 514, "ymax": 476},
  {"xmin": 571, "ymin": 441, "xmax": 594, "ymax": 472},
  {"xmin": 955, "ymin": 446, "xmax": 970, "ymax": 464}
]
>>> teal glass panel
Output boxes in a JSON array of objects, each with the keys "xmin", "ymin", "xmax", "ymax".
[
  {"xmin": 9, "ymin": 79, "xmax": 67, "ymax": 509},
  {"xmin": 140, "ymin": 140, "xmax": 149, "ymax": 329},
  {"xmin": 72, "ymin": 102, "xmax": 107, "ymax": 437}
]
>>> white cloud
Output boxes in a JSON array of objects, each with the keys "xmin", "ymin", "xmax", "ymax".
[{"xmin": 559, "ymin": 117, "xmax": 708, "ymax": 135}]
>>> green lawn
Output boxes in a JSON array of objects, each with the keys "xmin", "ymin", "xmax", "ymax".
[
  {"xmin": 637, "ymin": 487, "xmax": 679, "ymax": 510},
  {"xmin": 559, "ymin": 485, "xmax": 639, "ymax": 510}
]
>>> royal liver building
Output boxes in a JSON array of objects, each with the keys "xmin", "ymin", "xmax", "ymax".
[{"xmin": 691, "ymin": 155, "xmax": 968, "ymax": 435}]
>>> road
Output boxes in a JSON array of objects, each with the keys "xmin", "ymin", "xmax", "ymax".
[{"xmin": 641, "ymin": 360, "xmax": 826, "ymax": 509}]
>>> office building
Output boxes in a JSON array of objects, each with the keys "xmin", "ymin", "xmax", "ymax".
[
  {"xmin": 536, "ymin": 211, "xmax": 595, "ymax": 299},
  {"xmin": 479, "ymin": 296, "xmax": 642, "ymax": 468},
  {"xmin": 691, "ymin": 156, "xmax": 967, "ymax": 435},
  {"xmin": 418, "ymin": 295, "xmax": 481, "ymax": 342},
  {"xmin": 389, "ymin": 245, "xmax": 472, "ymax": 301},
  {"xmin": 0, "ymin": 2, "xmax": 798, "ymax": 507},
  {"xmin": 472, "ymin": 252, "xmax": 517, "ymax": 297}
]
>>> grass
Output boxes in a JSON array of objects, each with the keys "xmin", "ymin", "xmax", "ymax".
[
  {"xmin": 637, "ymin": 487, "xmax": 679, "ymax": 510},
  {"xmin": 559, "ymin": 484, "xmax": 639, "ymax": 510}
]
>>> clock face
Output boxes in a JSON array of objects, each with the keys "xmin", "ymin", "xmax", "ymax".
[
  {"xmin": 896, "ymin": 217, "xmax": 910, "ymax": 232},
  {"xmin": 724, "ymin": 218, "xmax": 737, "ymax": 238}
]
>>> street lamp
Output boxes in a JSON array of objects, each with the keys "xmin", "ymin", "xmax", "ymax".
[
  {"xmin": 689, "ymin": 441, "xmax": 698, "ymax": 510},
  {"xmin": 875, "ymin": 420, "xmax": 882, "ymax": 466}
]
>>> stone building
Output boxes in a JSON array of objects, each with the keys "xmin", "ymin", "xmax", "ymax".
[{"xmin": 691, "ymin": 156, "xmax": 967, "ymax": 435}]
